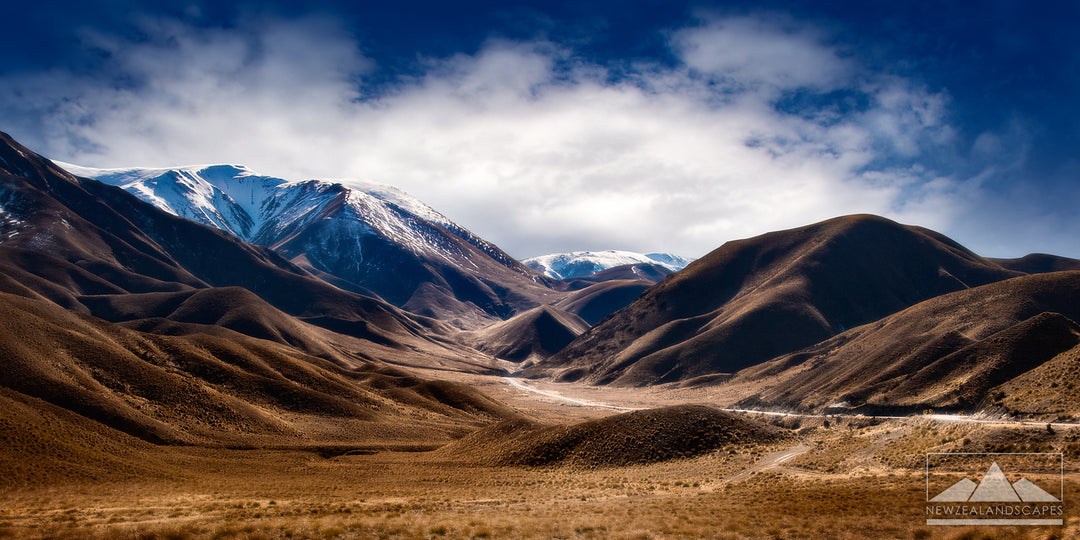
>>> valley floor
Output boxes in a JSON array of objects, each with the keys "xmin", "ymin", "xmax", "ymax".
[{"xmin": 4, "ymin": 375, "xmax": 1080, "ymax": 539}]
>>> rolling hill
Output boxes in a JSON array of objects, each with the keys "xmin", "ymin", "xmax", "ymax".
[
  {"xmin": 0, "ymin": 290, "xmax": 515, "ymax": 449},
  {"xmin": 528, "ymin": 214, "xmax": 1025, "ymax": 386},
  {"xmin": 732, "ymin": 271, "xmax": 1080, "ymax": 415},
  {"xmin": 551, "ymin": 279, "xmax": 656, "ymax": 326},
  {"xmin": 462, "ymin": 305, "xmax": 590, "ymax": 363},
  {"xmin": 990, "ymin": 253, "xmax": 1080, "ymax": 274}
]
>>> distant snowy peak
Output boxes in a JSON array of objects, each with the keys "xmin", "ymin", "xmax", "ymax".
[
  {"xmin": 642, "ymin": 252, "xmax": 695, "ymax": 268},
  {"xmin": 523, "ymin": 250, "xmax": 694, "ymax": 280}
]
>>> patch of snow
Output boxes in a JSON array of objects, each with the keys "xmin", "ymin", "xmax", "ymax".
[
  {"xmin": 58, "ymin": 162, "xmax": 291, "ymax": 241},
  {"xmin": 336, "ymin": 177, "xmax": 453, "ymax": 228},
  {"xmin": 644, "ymin": 252, "xmax": 695, "ymax": 269},
  {"xmin": 0, "ymin": 188, "xmax": 25, "ymax": 241}
]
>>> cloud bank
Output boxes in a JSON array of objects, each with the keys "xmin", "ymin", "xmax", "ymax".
[{"xmin": 0, "ymin": 11, "xmax": 1063, "ymax": 258}]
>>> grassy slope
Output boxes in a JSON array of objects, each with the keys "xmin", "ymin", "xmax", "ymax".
[
  {"xmin": 0, "ymin": 291, "xmax": 518, "ymax": 484},
  {"xmin": 734, "ymin": 271, "xmax": 1080, "ymax": 415}
]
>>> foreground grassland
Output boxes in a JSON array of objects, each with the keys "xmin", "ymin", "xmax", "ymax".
[{"xmin": 2, "ymin": 419, "xmax": 1078, "ymax": 539}]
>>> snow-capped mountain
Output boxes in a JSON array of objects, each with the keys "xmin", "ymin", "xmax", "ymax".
[
  {"xmin": 523, "ymin": 250, "xmax": 694, "ymax": 280},
  {"xmin": 60, "ymin": 163, "xmax": 554, "ymax": 326}
]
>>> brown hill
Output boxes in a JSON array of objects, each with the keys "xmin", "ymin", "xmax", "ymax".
[
  {"xmin": 733, "ymin": 271, "xmax": 1080, "ymax": 414},
  {"xmin": 0, "ymin": 290, "xmax": 515, "ymax": 451},
  {"xmin": 553, "ymin": 279, "xmax": 654, "ymax": 325},
  {"xmin": 437, "ymin": 404, "xmax": 784, "ymax": 467},
  {"xmin": 462, "ymin": 305, "xmax": 590, "ymax": 362},
  {"xmin": 558, "ymin": 263, "xmax": 673, "ymax": 286},
  {"xmin": 529, "ymin": 214, "xmax": 1022, "ymax": 386},
  {"xmin": 992, "ymin": 340, "xmax": 1080, "ymax": 418},
  {"xmin": 991, "ymin": 253, "xmax": 1080, "ymax": 274},
  {"xmin": 79, "ymin": 286, "xmax": 359, "ymax": 360}
]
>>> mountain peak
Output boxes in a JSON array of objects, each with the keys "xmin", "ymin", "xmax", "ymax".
[
  {"xmin": 524, "ymin": 250, "xmax": 693, "ymax": 280},
  {"xmin": 0, "ymin": 131, "xmax": 81, "ymax": 185}
]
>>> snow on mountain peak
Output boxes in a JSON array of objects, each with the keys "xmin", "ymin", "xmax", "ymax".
[
  {"xmin": 523, "ymin": 250, "xmax": 694, "ymax": 280},
  {"xmin": 57, "ymin": 161, "xmax": 523, "ymax": 276},
  {"xmin": 58, "ymin": 161, "xmax": 292, "ymax": 240}
]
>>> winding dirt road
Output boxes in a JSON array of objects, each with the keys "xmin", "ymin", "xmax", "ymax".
[
  {"xmin": 719, "ymin": 444, "xmax": 814, "ymax": 484},
  {"xmin": 503, "ymin": 377, "xmax": 641, "ymax": 410},
  {"xmin": 503, "ymin": 377, "xmax": 1080, "ymax": 429}
]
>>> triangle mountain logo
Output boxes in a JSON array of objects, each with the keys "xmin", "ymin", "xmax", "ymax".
[{"xmin": 930, "ymin": 462, "xmax": 1060, "ymax": 503}]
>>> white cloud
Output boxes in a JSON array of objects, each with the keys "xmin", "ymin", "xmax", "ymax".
[
  {"xmin": 670, "ymin": 15, "xmax": 850, "ymax": 92},
  {"xmin": 1, "ymin": 13, "xmax": 976, "ymax": 258}
]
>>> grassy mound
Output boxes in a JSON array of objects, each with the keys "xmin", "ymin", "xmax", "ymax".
[{"xmin": 441, "ymin": 404, "xmax": 784, "ymax": 467}]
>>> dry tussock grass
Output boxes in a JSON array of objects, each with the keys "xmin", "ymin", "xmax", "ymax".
[{"xmin": 3, "ymin": 419, "xmax": 1078, "ymax": 539}]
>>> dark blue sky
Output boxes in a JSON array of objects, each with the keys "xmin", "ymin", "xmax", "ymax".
[{"xmin": 2, "ymin": 1, "xmax": 1077, "ymax": 258}]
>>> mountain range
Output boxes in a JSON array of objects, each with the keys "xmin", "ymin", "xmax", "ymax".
[
  {"xmin": 54, "ymin": 161, "xmax": 686, "ymax": 358},
  {"xmin": 59, "ymin": 165, "xmax": 690, "ymax": 330},
  {"xmin": 60, "ymin": 162, "xmax": 558, "ymax": 328}
]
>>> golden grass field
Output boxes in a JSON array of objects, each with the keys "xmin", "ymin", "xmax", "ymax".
[{"xmin": 3, "ymin": 406, "xmax": 1079, "ymax": 540}]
